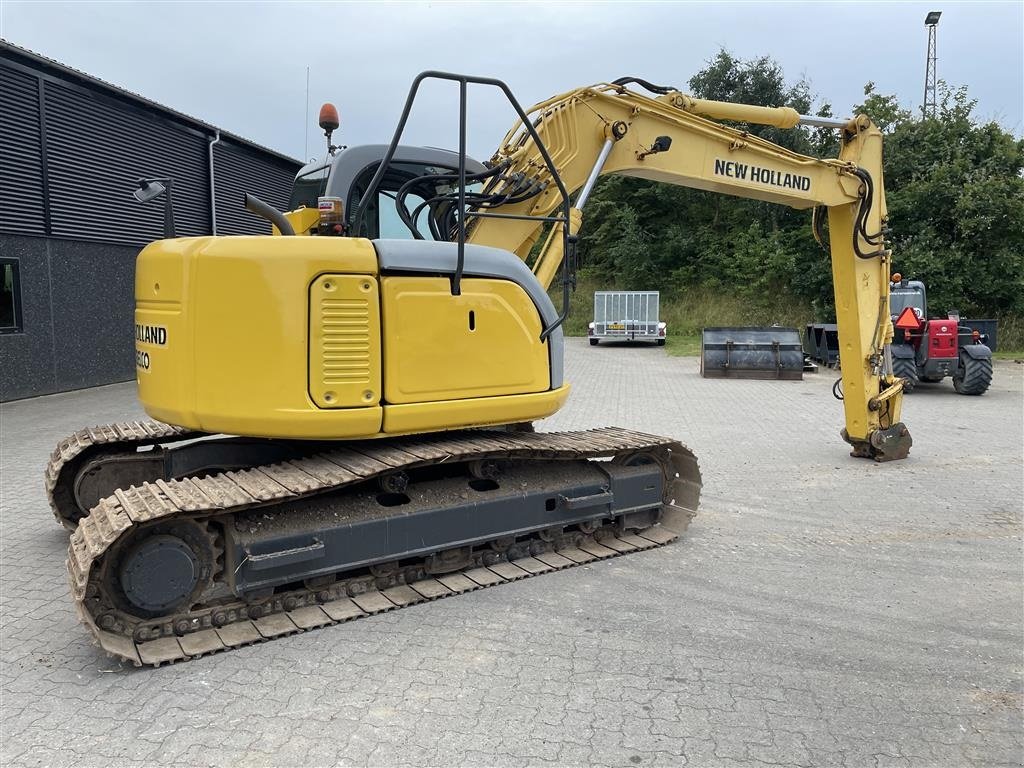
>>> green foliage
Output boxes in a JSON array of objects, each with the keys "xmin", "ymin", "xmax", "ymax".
[
  {"xmin": 575, "ymin": 50, "xmax": 1024, "ymax": 348},
  {"xmin": 853, "ymin": 82, "xmax": 913, "ymax": 133}
]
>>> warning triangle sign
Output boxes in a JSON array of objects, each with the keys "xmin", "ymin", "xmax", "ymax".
[{"xmin": 895, "ymin": 306, "xmax": 922, "ymax": 331}]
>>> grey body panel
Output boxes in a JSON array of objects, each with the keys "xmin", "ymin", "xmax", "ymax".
[
  {"xmin": 372, "ymin": 240, "xmax": 564, "ymax": 390},
  {"xmin": 224, "ymin": 461, "xmax": 663, "ymax": 594},
  {"xmin": 921, "ymin": 356, "xmax": 957, "ymax": 380},
  {"xmin": 303, "ymin": 145, "xmax": 488, "ymax": 202}
]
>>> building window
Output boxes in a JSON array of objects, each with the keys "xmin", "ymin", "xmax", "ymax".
[{"xmin": 0, "ymin": 259, "xmax": 23, "ymax": 334}]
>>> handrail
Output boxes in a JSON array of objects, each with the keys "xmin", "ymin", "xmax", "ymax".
[{"xmin": 350, "ymin": 71, "xmax": 573, "ymax": 337}]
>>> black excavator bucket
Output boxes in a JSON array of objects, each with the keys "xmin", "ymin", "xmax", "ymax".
[
  {"xmin": 804, "ymin": 323, "xmax": 840, "ymax": 367},
  {"xmin": 700, "ymin": 326, "xmax": 804, "ymax": 380}
]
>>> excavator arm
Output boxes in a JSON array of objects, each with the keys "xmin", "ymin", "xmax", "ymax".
[{"xmin": 464, "ymin": 81, "xmax": 911, "ymax": 462}]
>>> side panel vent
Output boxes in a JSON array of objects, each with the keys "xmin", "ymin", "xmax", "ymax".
[{"xmin": 309, "ymin": 274, "xmax": 380, "ymax": 408}]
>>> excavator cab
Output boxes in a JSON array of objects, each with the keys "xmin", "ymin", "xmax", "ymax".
[
  {"xmin": 283, "ymin": 146, "xmax": 488, "ymax": 240},
  {"xmin": 889, "ymin": 277, "xmax": 927, "ymax": 322}
]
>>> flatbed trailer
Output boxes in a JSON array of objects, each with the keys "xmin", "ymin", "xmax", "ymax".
[{"xmin": 588, "ymin": 291, "xmax": 666, "ymax": 346}]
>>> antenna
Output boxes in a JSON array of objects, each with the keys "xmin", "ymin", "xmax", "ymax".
[
  {"xmin": 923, "ymin": 11, "xmax": 941, "ymax": 118},
  {"xmin": 304, "ymin": 66, "xmax": 310, "ymax": 159}
]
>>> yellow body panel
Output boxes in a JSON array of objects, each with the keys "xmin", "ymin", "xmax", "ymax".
[
  {"xmin": 136, "ymin": 236, "xmax": 561, "ymax": 439},
  {"xmin": 277, "ymin": 206, "xmax": 320, "ymax": 236},
  {"xmin": 136, "ymin": 236, "xmax": 383, "ymax": 438},
  {"xmin": 384, "ymin": 385, "xmax": 570, "ymax": 434},
  {"xmin": 381, "ymin": 276, "xmax": 550, "ymax": 404}
]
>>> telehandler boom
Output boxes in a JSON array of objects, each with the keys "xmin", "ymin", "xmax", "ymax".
[{"xmin": 48, "ymin": 72, "xmax": 909, "ymax": 666}]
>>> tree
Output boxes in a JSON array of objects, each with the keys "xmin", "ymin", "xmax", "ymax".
[
  {"xmin": 880, "ymin": 82, "xmax": 1024, "ymax": 317},
  {"xmin": 576, "ymin": 50, "xmax": 1024, "ymax": 337},
  {"xmin": 853, "ymin": 82, "xmax": 912, "ymax": 133}
]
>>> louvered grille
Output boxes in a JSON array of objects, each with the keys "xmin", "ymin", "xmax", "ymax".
[
  {"xmin": 319, "ymin": 298, "xmax": 371, "ymax": 385},
  {"xmin": 213, "ymin": 141, "xmax": 297, "ymax": 235},
  {"xmin": 308, "ymin": 274, "xmax": 380, "ymax": 409},
  {"xmin": 44, "ymin": 81, "xmax": 210, "ymax": 243},
  {"xmin": 0, "ymin": 65, "xmax": 46, "ymax": 235}
]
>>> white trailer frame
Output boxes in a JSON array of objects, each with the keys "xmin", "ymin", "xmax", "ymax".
[{"xmin": 588, "ymin": 291, "xmax": 666, "ymax": 346}]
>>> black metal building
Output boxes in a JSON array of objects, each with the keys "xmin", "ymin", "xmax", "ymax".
[{"xmin": 0, "ymin": 41, "xmax": 302, "ymax": 401}]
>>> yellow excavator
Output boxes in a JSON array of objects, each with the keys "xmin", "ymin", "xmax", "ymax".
[{"xmin": 48, "ymin": 72, "xmax": 910, "ymax": 666}]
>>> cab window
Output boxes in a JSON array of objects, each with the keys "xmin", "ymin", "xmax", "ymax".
[
  {"xmin": 288, "ymin": 165, "xmax": 329, "ymax": 210},
  {"xmin": 347, "ymin": 162, "xmax": 468, "ymax": 240},
  {"xmin": 378, "ymin": 191, "xmax": 435, "ymax": 240},
  {"xmin": 890, "ymin": 288, "xmax": 925, "ymax": 317}
]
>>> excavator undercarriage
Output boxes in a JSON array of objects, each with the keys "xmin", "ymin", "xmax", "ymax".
[{"xmin": 50, "ymin": 421, "xmax": 700, "ymax": 666}]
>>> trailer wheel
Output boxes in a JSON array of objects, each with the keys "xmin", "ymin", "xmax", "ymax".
[
  {"xmin": 952, "ymin": 353, "xmax": 992, "ymax": 396},
  {"xmin": 892, "ymin": 357, "xmax": 918, "ymax": 394},
  {"xmin": 589, "ymin": 338, "xmax": 599, "ymax": 346}
]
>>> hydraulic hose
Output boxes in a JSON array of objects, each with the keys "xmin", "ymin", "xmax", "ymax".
[{"xmin": 611, "ymin": 76, "xmax": 678, "ymax": 95}]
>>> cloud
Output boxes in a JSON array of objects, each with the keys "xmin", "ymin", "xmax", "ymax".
[{"xmin": 2, "ymin": 0, "xmax": 1021, "ymax": 164}]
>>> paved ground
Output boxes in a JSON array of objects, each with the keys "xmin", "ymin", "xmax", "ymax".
[{"xmin": 1, "ymin": 339, "xmax": 1021, "ymax": 768}]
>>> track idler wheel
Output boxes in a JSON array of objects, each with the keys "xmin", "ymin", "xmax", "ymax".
[{"xmin": 103, "ymin": 519, "xmax": 216, "ymax": 619}]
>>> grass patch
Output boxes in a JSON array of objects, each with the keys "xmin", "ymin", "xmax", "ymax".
[
  {"xmin": 554, "ymin": 275, "xmax": 815, "ymax": 353},
  {"xmin": 994, "ymin": 315, "xmax": 1024, "ymax": 354},
  {"xmin": 554, "ymin": 274, "xmax": 1023, "ymax": 360},
  {"xmin": 994, "ymin": 350, "xmax": 1024, "ymax": 361},
  {"xmin": 664, "ymin": 335, "xmax": 702, "ymax": 356}
]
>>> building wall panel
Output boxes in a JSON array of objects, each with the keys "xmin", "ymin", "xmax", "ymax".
[
  {"xmin": 214, "ymin": 140, "xmax": 297, "ymax": 235},
  {"xmin": 0, "ymin": 64, "xmax": 46, "ymax": 236},
  {"xmin": 44, "ymin": 81, "xmax": 211, "ymax": 244}
]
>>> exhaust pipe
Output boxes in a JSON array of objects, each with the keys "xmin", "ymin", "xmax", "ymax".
[{"xmin": 244, "ymin": 193, "xmax": 295, "ymax": 235}]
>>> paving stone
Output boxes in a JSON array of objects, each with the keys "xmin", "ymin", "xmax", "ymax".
[{"xmin": 1, "ymin": 343, "xmax": 1020, "ymax": 767}]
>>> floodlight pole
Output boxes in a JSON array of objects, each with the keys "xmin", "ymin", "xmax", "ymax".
[
  {"xmin": 923, "ymin": 11, "xmax": 941, "ymax": 118},
  {"xmin": 161, "ymin": 179, "xmax": 176, "ymax": 239},
  {"xmin": 134, "ymin": 177, "xmax": 176, "ymax": 238}
]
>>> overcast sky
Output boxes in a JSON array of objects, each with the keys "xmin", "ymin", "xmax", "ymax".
[{"xmin": 2, "ymin": 1, "xmax": 1021, "ymax": 163}]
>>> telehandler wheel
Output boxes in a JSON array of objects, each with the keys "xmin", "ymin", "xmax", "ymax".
[
  {"xmin": 589, "ymin": 338, "xmax": 599, "ymax": 346},
  {"xmin": 952, "ymin": 353, "xmax": 992, "ymax": 396},
  {"xmin": 892, "ymin": 357, "xmax": 918, "ymax": 394}
]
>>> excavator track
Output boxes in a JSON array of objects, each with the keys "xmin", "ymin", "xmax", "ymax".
[
  {"xmin": 46, "ymin": 421, "xmax": 204, "ymax": 530},
  {"xmin": 55, "ymin": 422, "xmax": 700, "ymax": 667}
]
